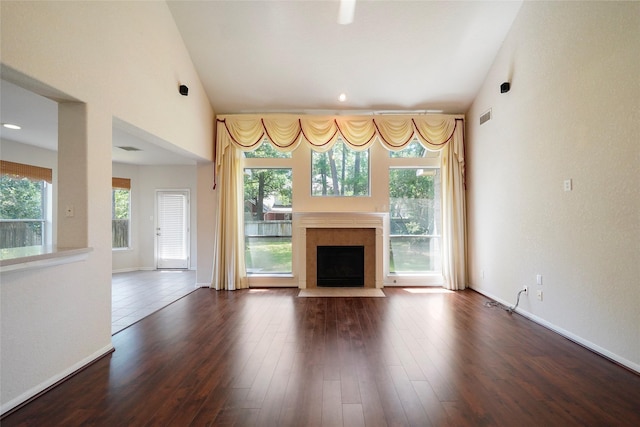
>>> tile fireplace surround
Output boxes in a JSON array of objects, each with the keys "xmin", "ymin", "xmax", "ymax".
[{"xmin": 294, "ymin": 212, "xmax": 388, "ymax": 289}]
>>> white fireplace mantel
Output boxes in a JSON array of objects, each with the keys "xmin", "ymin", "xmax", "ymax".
[{"xmin": 293, "ymin": 212, "xmax": 389, "ymax": 289}]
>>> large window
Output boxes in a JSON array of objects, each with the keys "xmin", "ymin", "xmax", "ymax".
[
  {"xmin": 244, "ymin": 140, "xmax": 291, "ymax": 159},
  {"xmin": 389, "ymin": 167, "xmax": 441, "ymax": 274},
  {"xmin": 311, "ymin": 139, "xmax": 369, "ymax": 196},
  {"xmin": 112, "ymin": 177, "xmax": 131, "ymax": 249},
  {"xmin": 0, "ymin": 160, "xmax": 51, "ymax": 251},
  {"xmin": 243, "ymin": 167, "xmax": 292, "ymax": 274}
]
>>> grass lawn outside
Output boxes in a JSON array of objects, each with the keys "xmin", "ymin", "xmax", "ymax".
[
  {"xmin": 245, "ymin": 235, "xmax": 441, "ymax": 275},
  {"xmin": 245, "ymin": 236, "xmax": 292, "ymax": 273}
]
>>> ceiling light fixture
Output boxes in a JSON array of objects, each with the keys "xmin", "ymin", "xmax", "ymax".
[
  {"xmin": 2, "ymin": 123, "xmax": 21, "ymax": 130},
  {"xmin": 338, "ymin": 93, "xmax": 347, "ymax": 102},
  {"xmin": 338, "ymin": 0, "xmax": 356, "ymax": 25}
]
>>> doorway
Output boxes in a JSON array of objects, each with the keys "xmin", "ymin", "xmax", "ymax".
[{"xmin": 156, "ymin": 190, "xmax": 190, "ymax": 269}]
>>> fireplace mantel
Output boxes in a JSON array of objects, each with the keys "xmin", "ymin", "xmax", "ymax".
[{"xmin": 293, "ymin": 212, "xmax": 388, "ymax": 289}]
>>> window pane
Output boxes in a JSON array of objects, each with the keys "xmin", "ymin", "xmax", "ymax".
[
  {"xmin": 0, "ymin": 175, "xmax": 45, "ymax": 249},
  {"xmin": 244, "ymin": 140, "xmax": 292, "ymax": 158},
  {"xmin": 244, "ymin": 168, "xmax": 292, "ymax": 274},
  {"xmin": 311, "ymin": 139, "xmax": 369, "ymax": 196},
  {"xmin": 389, "ymin": 168, "xmax": 441, "ymax": 273},
  {"xmin": 389, "ymin": 139, "xmax": 440, "ymax": 159},
  {"xmin": 112, "ymin": 188, "xmax": 130, "ymax": 248}
]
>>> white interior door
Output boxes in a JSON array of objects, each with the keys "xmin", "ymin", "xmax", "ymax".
[{"xmin": 156, "ymin": 190, "xmax": 189, "ymax": 269}]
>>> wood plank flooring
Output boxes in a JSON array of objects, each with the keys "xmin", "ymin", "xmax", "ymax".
[
  {"xmin": 112, "ymin": 270, "xmax": 197, "ymax": 334},
  {"xmin": 3, "ymin": 288, "xmax": 639, "ymax": 426}
]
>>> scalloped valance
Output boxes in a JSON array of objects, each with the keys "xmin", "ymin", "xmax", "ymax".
[{"xmin": 216, "ymin": 114, "xmax": 463, "ymax": 159}]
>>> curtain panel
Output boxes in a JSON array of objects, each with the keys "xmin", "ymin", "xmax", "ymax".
[{"xmin": 213, "ymin": 114, "xmax": 467, "ymax": 290}]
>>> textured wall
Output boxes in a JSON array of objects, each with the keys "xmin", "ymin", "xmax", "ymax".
[{"xmin": 466, "ymin": 1, "xmax": 639, "ymax": 370}]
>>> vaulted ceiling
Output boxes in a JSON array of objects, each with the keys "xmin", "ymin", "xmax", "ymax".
[
  {"xmin": 1, "ymin": 1, "xmax": 523, "ymax": 164},
  {"xmin": 167, "ymin": 0, "xmax": 523, "ymax": 114}
]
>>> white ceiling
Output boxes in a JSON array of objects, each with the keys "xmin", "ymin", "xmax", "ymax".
[
  {"xmin": 1, "ymin": 1, "xmax": 523, "ymax": 165},
  {"xmin": 167, "ymin": 0, "xmax": 523, "ymax": 114}
]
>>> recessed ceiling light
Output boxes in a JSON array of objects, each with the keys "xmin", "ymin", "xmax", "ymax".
[
  {"xmin": 2, "ymin": 123, "xmax": 21, "ymax": 130},
  {"xmin": 338, "ymin": 93, "xmax": 347, "ymax": 102}
]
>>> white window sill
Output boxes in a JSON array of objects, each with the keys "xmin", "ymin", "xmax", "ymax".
[{"xmin": 0, "ymin": 246, "xmax": 93, "ymax": 273}]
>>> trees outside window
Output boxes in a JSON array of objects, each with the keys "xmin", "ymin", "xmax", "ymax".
[
  {"xmin": 389, "ymin": 167, "xmax": 441, "ymax": 273},
  {"xmin": 0, "ymin": 175, "xmax": 46, "ymax": 249},
  {"xmin": 243, "ymin": 168, "xmax": 292, "ymax": 274},
  {"xmin": 240, "ymin": 137, "xmax": 441, "ymax": 278},
  {"xmin": 311, "ymin": 139, "xmax": 369, "ymax": 196},
  {"xmin": 112, "ymin": 178, "xmax": 131, "ymax": 249}
]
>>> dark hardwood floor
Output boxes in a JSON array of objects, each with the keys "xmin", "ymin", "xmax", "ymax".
[{"xmin": 3, "ymin": 288, "xmax": 639, "ymax": 426}]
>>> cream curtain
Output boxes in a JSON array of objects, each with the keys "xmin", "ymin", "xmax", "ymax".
[
  {"xmin": 441, "ymin": 124, "xmax": 467, "ymax": 290},
  {"xmin": 213, "ymin": 114, "xmax": 467, "ymax": 290},
  {"xmin": 212, "ymin": 127, "xmax": 248, "ymax": 290}
]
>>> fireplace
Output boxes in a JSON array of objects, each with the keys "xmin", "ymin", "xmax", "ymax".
[
  {"xmin": 295, "ymin": 212, "xmax": 388, "ymax": 289},
  {"xmin": 317, "ymin": 245, "xmax": 364, "ymax": 287}
]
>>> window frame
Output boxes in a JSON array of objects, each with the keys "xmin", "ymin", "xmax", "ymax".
[
  {"xmin": 243, "ymin": 151, "xmax": 294, "ymax": 278},
  {"xmin": 0, "ymin": 161, "xmax": 53, "ymax": 251},
  {"xmin": 386, "ymin": 145, "xmax": 443, "ymax": 282},
  {"xmin": 112, "ymin": 178, "xmax": 131, "ymax": 250}
]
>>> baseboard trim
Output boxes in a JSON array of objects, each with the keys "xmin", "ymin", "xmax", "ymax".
[
  {"xmin": 0, "ymin": 344, "xmax": 115, "ymax": 417},
  {"xmin": 470, "ymin": 287, "xmax": 639, "ymax": 375}
]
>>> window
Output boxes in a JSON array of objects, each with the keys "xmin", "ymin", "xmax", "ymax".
[
  {"xmin": 311, "ymin": 139, "xmax": 369, "ymax": 196},
  {"xmin": 243, "ymin": 140, "xmax": 291, "ymax": 159},
  {"xmin": 112, "ymin": 177, "xmax": 131, "ymax": 249},
  {"xmin": 390, "ymin": 138, "xmax": 440, "ymax": 159},
  {"xmin": 389, "ymin": 167, "xmax": 441, "ymax": 273},
  {"xmin": 243, "ymin": 168, "xmax": 292, "ymax": 274},
  {"xmin": 0, "ymin": 160, "xmax": 51, "ymax": 250}
]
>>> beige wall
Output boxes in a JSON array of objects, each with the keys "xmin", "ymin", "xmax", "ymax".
[
  {"xmin": 466, "ymin": 1, "xmax": 639, "ymax": 370},
  {"xmin": 0, "ymin": 1, "xmax": 213, "ymax": 413}
]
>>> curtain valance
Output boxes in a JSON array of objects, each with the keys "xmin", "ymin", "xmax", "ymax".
[{"xmin": 216, "ymin": 114, "xmax": 462, "ymax": 161}]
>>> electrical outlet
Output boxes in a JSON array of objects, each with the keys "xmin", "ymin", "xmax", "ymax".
[
  {"xmin": 536, "ymin": 274, "xmax": 543, "ymax": 285},
  {"xmin": 523, "ymin": 286, "xmax": 528, "ymax": 295},
  {"xmin": 564, "ymin": 179, "xmax": 572, "ymax": 192},
  {"xmin": 537, "ymin": 290, "xmax": 543, "ymax": 301}
]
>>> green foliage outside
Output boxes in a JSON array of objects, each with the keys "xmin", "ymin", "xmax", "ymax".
[
  {"xmin": 311, "ymin": 139, "xmax": 369, "ymax": 196},
  {"xmin": 389, "ymin": 139, "xmax": 426, "ymax": 158},
  {"xmin": 0, "ymin": 176, "xmax": 43, "ymax": 219},
  {"xmin": 389, "ymin": 169, "xmax": 436, "ymax": 236},
  {"xmin": 112, "ymin": 189, "xmax": 130, "ymax": 219},
  {"xmin": 112, "ymin": 189, "xmax": 130, "ymax": 248},
  {"xmin": 244, "ymin": 169, "xmax": 291, "ymax": 221},
  {"xmin": 0, "ymin": 175, "xmax": 45, "ymax": 248},
  {"xmin": 244, "ymin": 141, "xmax": 291, "ymax": 159},
  {"xmin": 241, "ymin": 141, "xmax": 442, "ymax": 275},
  {"xmin": 389, "ymin": 236, "xmax": 436, "ymax": 273},
  {"xmin": 245, "ymin": 237, "xmax": 292, "ymax": 273}
]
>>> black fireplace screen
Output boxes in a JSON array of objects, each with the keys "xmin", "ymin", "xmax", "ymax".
[{"xmin": 316, "ymin": 245, "xmax": 365, "ymax": 287}]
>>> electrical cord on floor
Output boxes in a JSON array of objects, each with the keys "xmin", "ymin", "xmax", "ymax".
[{"xmin": 484, "ymin": 289, "xmax": 526, "ymax": 314}]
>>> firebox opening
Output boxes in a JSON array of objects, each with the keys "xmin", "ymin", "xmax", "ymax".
[{"xmin": 317, "ymin": 245, "xmax": 365, "ymax": 287}]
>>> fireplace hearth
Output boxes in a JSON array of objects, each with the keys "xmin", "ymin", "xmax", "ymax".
[{"xmin": 317, "ymin": 245, "xmax": 364, "ymax": 287}]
